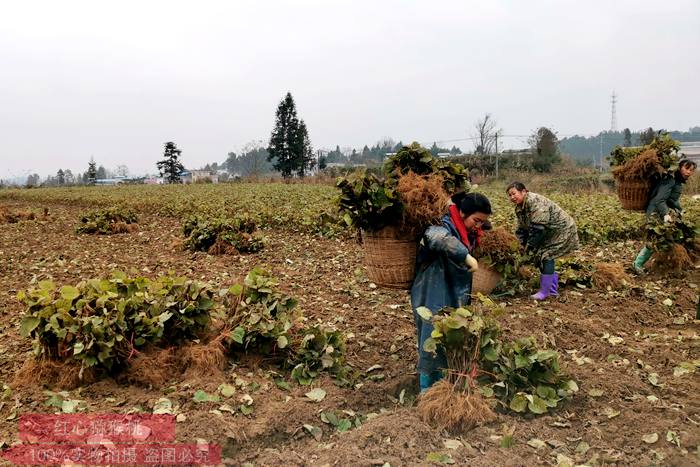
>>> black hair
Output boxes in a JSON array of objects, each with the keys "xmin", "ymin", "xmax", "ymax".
[
  {"xmin": 679, "ymin": 159, "xmax": 697, "ymax": 170},
  {"xmin": 505, "ymin": 181, "xmax": 527, "ymax": 193},
  {"xmin": 451, "ymin": 191, "xmax": 492, "ymax": 216}
]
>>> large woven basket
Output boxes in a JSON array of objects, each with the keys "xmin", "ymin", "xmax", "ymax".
[
  {"xmin": 362, "ymin": 225, "xmax": 417, "ymax": 289},
  {"xmin": 616, "ymin": 178, "xmax": 650, "ymax": 211},
  {"xmin": 472, "ymin": 263, "xmax": 502, "ymax": 295}
]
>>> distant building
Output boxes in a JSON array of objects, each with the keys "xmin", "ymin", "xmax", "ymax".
[{"xmin": 181, "ymin": 170, "xmax": 219, "ymax": 184}]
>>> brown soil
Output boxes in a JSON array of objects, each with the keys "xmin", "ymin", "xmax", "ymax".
[{"xmin": 0, "ymin": 200, "xmax": 698, "ymax": 466}]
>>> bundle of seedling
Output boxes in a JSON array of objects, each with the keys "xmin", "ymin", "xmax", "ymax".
[
  {"xmin": 471, "ymin": 228, "xmax": 524, "ymax": 294},
  {"xmin": 16, "ymin": 272, "xmax": 216, "ymax": 388},
  {"xmin": 609, "ymin": 134, "xmax": 680, "ymax": 210},
  {"xmin": 417, "ymin": 297, "xmax": 577, "ymax": 432},
  {"xmin": 182, "ymin": 213, "xmax": 264, "ymax": 255},
  {"xmin": 220, "ymin": 267, "xmax": 350, "ymax": 384},
  {"xmin": 0, "ymin": 205, "xmax": 38, "ymax": 223},
  {"xmin": 416, "ymin": 302, "xmax": 501, "ymax": 431},
  {"xmin": 336, "ymin": 143, "xmax": 470, "ymax": 288},
  {"xmin": 76, "ymin": 207, "xmax": 138, "ymax": 234},
  {"xmin": 644, "ymin": 214, "xmax": 699, "ymax": 271}
]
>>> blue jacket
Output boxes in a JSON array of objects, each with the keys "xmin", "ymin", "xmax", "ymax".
[
  {"xmin": 646, "ymin": 172, "xmax": 684, "ymax": 218},
  {"xmin": 410, "ymin": 215, "xmax": 473, "ymax": 373}
]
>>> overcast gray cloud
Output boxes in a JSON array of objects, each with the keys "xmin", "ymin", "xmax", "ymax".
[{"xmin": 1, "ymin": 0, "xmax": 699, "ymax": 178}]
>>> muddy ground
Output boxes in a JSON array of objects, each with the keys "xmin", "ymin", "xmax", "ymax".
[{"xmin": 0, "ymin": 201, "xmax": 698, "ymax": 466}]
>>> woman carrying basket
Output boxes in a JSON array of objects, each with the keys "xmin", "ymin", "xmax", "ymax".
[
  {"xmin": 506, "ymin": 182, "xmax": 579, "ymax": 300},
  {"xmin": 632, "ymin": 159, "xmax": 697, "ymax": 273},
  {"xmin": 411, "ymin": 192, "xmax": 492, "ymax": 392}
]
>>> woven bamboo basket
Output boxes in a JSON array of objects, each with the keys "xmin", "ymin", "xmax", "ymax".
[
  {"xmin": 471, "ymin": 263, "xmax": 502, "ymax": 295},
  {"xmin": 362, "ymin": 225, "xmax": 417, "ymax": 289},
  {"xmin": 615, "ymin": 178, "xmax": 650, "ymax": 211}
]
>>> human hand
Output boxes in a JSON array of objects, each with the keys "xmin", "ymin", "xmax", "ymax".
[
  {"xmin": 663, "ymin": 214, "xmax": 673, "ymax": 224},
  {"xmin": 465, "ymin": 254, "xmax": 478, "ymax": 272}
]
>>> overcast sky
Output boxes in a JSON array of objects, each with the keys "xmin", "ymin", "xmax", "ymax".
[{"xmin": 1, "ymin": 0, "xmax": 699, "ymax": 178}]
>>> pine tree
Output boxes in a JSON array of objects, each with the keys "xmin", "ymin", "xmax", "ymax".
[
  {"xmin": 157, "ymin": 142, "xmax": 185, "ymax": 184},
  {"xmin": 293, "ymin": 120, "xmax": 315, "ymax": 177},
  {"xmin": 87, "ymin": 157, "xmax": 97, "ymax": 185},
  {"xmin": 57, "ymin": 169, "xmax": 65, "ymax": 185},
  {"xmin": 268, "ymin": 92, "xmax": 314, "ymax": 179}
]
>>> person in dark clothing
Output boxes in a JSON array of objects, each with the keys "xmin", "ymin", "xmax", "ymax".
[
  {"xmin": 633, "ymin": 159, "xmax": 697, "ymax": 273},
  {"xmin": 411, "ymin": 191, "xmax": 492, "ymax": 392}
]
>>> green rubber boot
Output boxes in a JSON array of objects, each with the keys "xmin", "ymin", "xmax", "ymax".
[{"xmin": 633, "ymin": 246, "xmax": 652, "ymax": 274}]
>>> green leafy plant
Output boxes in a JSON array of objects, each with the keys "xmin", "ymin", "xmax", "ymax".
[
  {"xmin": 18, "ymin": 272, "xmax": 215, "ymax": 371},
  {"xmin": 644, "ymin": 216, "xmax": 697, "ymax": 252},
  {"xmin": 421, "ymin": 302, "xmax": 502, "ymax": 388},
  {"xmin": 222, "ymin": 267, "xmax": 299, "ymax": 354},
  {"xmin": 75, "ymin": 207, "xmax": 137, "ymax": 234},
  {"xmin": 485, "ymin": 337, "xmax": 578, "ymax": 414},
  {"xmin": 336, "ymin": 170, "xmax": 402, "ymax": 231},
  {"xmin": 287, "ymin": 325, "xmax": 349, "ymax": 385},
  {"xmin": 555, "ymin": 257, "xmax": 594, "ymax": 287},
  {"xmin": 320, "ymin": 409, "xmax": 366, "ymax": 432},
  {"xmin": 472, "ymin": 228, "xmax": 524, "ymax": 280},
  {"xmin": 383, "ymin": 142, "xmax": 470, "ymax": 194},
  {"xmin": 182, "ymin": 213, "xmax": 264, "ymax": 254}
]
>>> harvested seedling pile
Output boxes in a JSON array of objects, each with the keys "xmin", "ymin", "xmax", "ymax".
[
  {"xmin": 395, "ymin": 171, "xmax": 448, "ymax": 232},
  {"xmin": 76, "ymin": 207, "xmax": 138, "ymax": 234},
  {"xmin": 592, "ymin": 262, "xmax": 630, "ymax": 290},
  {"xmin": 612, "ymin": 149, "xmax": 664, "ymax": 182},
  {"xmin": 473, "ymin": 228, "xmax": 523, "ymax": 278},
  {"xmin": 182, "ymin": 214, "xmax": 264, "ymax": 255},
  {"xmin": 651, "ymin": 243, "xmax": 693, "ymax": 272},
  {"xmin": 0, "ymin": 205, "xmax": 36, "ymax": 223}
]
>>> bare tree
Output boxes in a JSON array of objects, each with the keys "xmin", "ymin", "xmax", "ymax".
[{"xmin": 472, "ymin": 113, "xmax": 501, "ymax": 156}]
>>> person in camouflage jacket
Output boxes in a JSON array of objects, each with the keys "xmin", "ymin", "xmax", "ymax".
[
  {"xmin": 632, "ymin": 159, "xmax": 697, "ymax": 273},
  {"xmin": 506, "ymin": 182, "xmax": 579, "ymax": 300}
]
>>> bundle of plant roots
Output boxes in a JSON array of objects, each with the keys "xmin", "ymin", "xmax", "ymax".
[
  {"xmin": 474, "ymin": 228, "xmax": 522, "ymax": 260},
  {"xmin": 645, "ymin": 217, "xmax": 697, "ymax": 272},
  {"xmin": 591, "ymin": 262, "xmax": 630, "ymax": 290},
  {"xmin": 0, "ymin": 206, "xmax": 36, "ymax": 223},
  {"xmin": 651, "ymin": 243, "xmax": 693, "ymax": 272},
  {"xmin": 395, "ymin": 171, "xmax": 449, "ymax": 232},
  {"xmin": 612, "ymin": 149, "xmax": 664, "ymax": 182},
  {"xmin": 416, "ymin": 305, "xmax": 499, "ymax": 432}
]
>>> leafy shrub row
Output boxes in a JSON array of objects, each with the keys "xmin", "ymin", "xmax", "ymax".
[
  {"xmin": 76, "ymin": 207, "xmax": 137, "ymax": 234},
  {"xmin": 18, "ymin": 268, "xmax": 347, "ymax": 386},
  {"xmin": 182, "ymin": 214, "xmax": 264, "ymax": 254}
]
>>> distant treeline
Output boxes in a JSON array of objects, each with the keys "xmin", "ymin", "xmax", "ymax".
[{"xmin": 559, "ymin": 127, "xmax": 700, "ymax": 165}]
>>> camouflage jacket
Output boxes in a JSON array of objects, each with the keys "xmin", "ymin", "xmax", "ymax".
[{"xmin": 515, "ymin": 192, "xmax": 579, "ymax": 261}]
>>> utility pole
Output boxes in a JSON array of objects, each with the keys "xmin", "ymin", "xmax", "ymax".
[
  {"xmin": 610, "ymin": 91, "xmax": 617, "ymax": 132},
  {"xmin": 599, "ymin": 134, "xmax": 603, "ymax": 172},
  {"xmin": 495, "ymin": 133, "xmax": 499, "ymax": 179}
]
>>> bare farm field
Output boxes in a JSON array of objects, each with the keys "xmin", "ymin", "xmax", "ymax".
[{"xmin": 0, "ymin": 184, "xmax": 698, "ymax": 466}]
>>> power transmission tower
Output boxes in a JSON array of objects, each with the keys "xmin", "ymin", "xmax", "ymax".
[{"xmin": 610, "ymin": 91, "xmax": 617, "ymax": 132}]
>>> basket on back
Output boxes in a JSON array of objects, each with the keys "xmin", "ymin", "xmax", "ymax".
[
  {"xmin": 609, "ymin": 135, "xmax": 680, "ymax": 212},
  {"xmin": 615, "ymin": 178, "xmax": 650, "ymax": 211},
  {"xmin": 362, "ymin": 226, "xmax": 417, "ymax": 289}
]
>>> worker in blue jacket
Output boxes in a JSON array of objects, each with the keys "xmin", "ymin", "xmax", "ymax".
[{"xmin": 411, "ymin": 191, "xmax": 492, "ymax": 392}]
